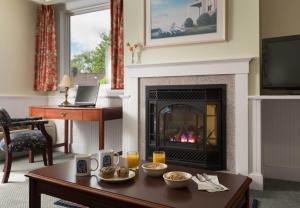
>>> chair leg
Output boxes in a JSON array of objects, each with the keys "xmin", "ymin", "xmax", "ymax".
[
  {"xmin": 39, "ymin": 124, "xmax": 53, "ymax": 166},
  {"xmin": 42, "ymin": 149, "xmax": 48, "ymax": 166},
  {"xmin": 2, "ymin": 151, "xmax": 12, "ymax": 183},
  {"xmin": 28, "ymin": 150, "xmax": 34, "ymax": 163},
  {"xmin": 47, "ymin": 146, "xmax": 53, "ymax": 166},
  {"xmin": 2, "ymin": 159, "xmax": 6, "ymax": 172}
]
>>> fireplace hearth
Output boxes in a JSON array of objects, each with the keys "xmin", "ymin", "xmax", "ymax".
[{"xmin": 146, "ymin": 85, "xmax": 226, "ymax": 170}]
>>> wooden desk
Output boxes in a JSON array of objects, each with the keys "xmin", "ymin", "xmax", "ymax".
[
  {"xmin": 29, "ymin": 106, "xmax": 122, "ymax": 153},
  {"xmin": 26, "ymin": 160, "xmax": 252, "ymax": 208}
]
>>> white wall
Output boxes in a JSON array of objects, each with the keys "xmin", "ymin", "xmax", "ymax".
[
  {"xmin": 0, "ymin": 0, "xmax": 42, "ymax": 96},
  {"xmin": 261, "ymin": 0, "xmax": 300, "ymax": 38}
]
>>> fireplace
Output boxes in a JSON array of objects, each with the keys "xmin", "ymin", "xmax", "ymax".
[{"xmin": 146, "ymin": 85, "xmax": 226, "ymax": 170}]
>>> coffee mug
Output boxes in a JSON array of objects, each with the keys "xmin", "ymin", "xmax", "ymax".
[
  {"xmin": 99, "ymin": 149, "xmax": 120, "ymax": 169},
  {"xmin": 76, "ymin": 154, "xmax": 99, "ymax": 176}
]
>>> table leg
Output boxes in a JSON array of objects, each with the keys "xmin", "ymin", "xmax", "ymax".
[
  {"xmin": 64, "ymin": 120, "xmax": 69, "ymax": 154},
  {"xmin": 99, "ymin": 119, "xmax": 104, "ymax": 150},
  {"xmin": 242, "ymin": 189, "xmax": 250, "ymax": 208},
  {"xmin": 29, "ymin": 179, "xmax": 41, "ymax": 208},
  {"xmin": 245, "ymin": 189, "xmax": 250, "ymax": 208}
]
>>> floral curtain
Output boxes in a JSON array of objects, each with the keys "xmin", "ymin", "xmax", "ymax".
[
  {"xmin": 111, "ymin": 0, "xmax": 124, "ymax": 90},
  {"xmin": 34, "ymin": 5, "xmax": 57, "ymax": 92}
]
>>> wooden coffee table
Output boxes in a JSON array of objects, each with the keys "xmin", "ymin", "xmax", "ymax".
[{"xmin": 26, "ymin": 161, "xmax": 251, "ymax": 208}]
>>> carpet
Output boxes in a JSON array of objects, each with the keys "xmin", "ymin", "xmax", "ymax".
[
  {"xmin": 1, "ymin": 154, "xmax": 300, "ymax": 208},
  {"xmin": 251, "ymin": 179, "xmax": 300, "ymax": 208},
  {"xmin": 0, "ymin": 152, "xmax": 75, "ymax": 208}
]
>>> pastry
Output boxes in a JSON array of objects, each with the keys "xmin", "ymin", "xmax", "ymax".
[
  {"xmin": 116, "ymin": 166, "xmax": 129, "ymax": 178},
  {"xmin": 100, "ymin": 166, "xmax": 116, "ymax": 179}
]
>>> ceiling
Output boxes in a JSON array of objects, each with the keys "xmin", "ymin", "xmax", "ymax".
[{"xmin": 30, "ymin": 0, "xmax": 81, "ymax": 5}]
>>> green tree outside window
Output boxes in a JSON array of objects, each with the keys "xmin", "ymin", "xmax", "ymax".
[{"xmin": 71, "ymin": 33, "xmax": 110, "ymax": 75}]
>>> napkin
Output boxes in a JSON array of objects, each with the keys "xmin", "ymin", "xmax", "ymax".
[{"xmin": 192, "ymin": 175, "xmax": 229, "ymax": 192}]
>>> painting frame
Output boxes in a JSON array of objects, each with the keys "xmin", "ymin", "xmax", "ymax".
[{"xmin": 145, "ymin": 0, "xmax": 227, "ymax": 47}]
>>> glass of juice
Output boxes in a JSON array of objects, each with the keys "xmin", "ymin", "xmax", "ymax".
[
  {"xmin": 127, "ymin": 151, "xmax": 139, "ymax": 170},
  {"xmin": 153, "ymin": 151, "xmax": 166, "ymax": 163}
]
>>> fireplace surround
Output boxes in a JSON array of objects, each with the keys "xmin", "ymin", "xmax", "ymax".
[
  {"xmin": 122, "ymin": 58, "xmax": 264, "ymax": 189},
  {"xmin": 146, "ymin": 85, "xmax": 226, "ymax": 170}
]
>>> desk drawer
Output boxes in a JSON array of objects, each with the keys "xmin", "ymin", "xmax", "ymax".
[
  {"xmin": 44, "ymin": 109, "xmax": 83, "ymax": 120},
  {"xmin": 30, "ymin": 108, "xmax": 45, "ymax": 117}
]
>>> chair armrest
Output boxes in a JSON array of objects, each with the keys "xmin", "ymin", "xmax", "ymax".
[
  {"xmin": 10, "ymin": 117, "xmax": 43, "ymax": 122},
  {"xmin": 9, "ymin": 120, "xmax": 49, "ymax": 127}
]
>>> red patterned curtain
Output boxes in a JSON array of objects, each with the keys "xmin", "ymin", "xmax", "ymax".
[
  {"xmin": 34, "ymin": 5, "xmax": 57, "ymax": 92},
  {"xmin": 111, "ymin": 0, "xmax": 124, "ymax": 90}
]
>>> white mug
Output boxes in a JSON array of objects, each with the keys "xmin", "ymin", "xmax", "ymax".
[
  {"xmin": 76, "ymin": 154, "xmax": 99, "ymax": 176},
  {"xmin": 99, "ymin": 149, "xmax": 120, "ymax": 169}
]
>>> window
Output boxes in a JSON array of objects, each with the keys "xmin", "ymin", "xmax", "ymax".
[{"xmin": 70, "ymin": 9, "xmax": 111, "ymax": 85}]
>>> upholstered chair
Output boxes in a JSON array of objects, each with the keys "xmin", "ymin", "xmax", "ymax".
[{"xmin": 0, "ymin": 108, "xmax": 53, "ymax": 183}]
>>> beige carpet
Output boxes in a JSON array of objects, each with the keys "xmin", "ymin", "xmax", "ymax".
[{"xmin": 0, "ymin": 152, "xmax": 75, "ymax": 208}]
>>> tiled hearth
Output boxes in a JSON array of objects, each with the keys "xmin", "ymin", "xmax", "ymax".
[{"xmin": 122, "ymin": 58, "xmax": 263, "ymax": 190}]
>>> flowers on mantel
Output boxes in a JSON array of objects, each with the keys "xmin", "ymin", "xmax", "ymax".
[{"xmin": 126, "ymin": 42, "xmax": 143, "ymax": 64}]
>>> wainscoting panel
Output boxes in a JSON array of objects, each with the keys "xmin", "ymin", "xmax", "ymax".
[
  {"xmin": 0, "ymin": 95, "xmax": 48, "ymax": 117},
  {"xmin": 262, "ymin": 100, "xmax": 300, "ymax": 182},
  {"xmin": 71, "ymin": 119, "xmax": 122, "ymax": 154}
]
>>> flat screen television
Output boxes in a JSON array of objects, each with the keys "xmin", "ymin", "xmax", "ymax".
[{"xmin": 262, "ymin": 35, "xmax": 300, "ymax": 92}]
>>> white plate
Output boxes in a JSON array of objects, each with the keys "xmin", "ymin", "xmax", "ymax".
[{"xmin": 98, "ymin": 170, "xmax": 136, "ymax": 183}]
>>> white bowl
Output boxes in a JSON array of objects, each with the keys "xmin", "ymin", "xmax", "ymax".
[
  {"xmin": 163, "ymin": 171, "xmax": 192, "ymax": 188},
  {"xmin": 142, "ymin": 162, "xmax": 168, "ymax": 177}
]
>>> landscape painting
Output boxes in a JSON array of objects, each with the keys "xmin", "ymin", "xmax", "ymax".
[{"xmin": 145, "ymin": 0, "xmax": 226, "ymax": 47}]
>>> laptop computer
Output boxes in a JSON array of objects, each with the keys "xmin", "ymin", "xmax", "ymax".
[{"xmin": 59, "ymin": 85, "xmax": 99, "ymax": 107}]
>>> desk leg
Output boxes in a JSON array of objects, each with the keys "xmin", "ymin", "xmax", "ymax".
[
  {"xmin": 29, "ymin": 179, "xmax": 41, "ymax": 208},
  {"xmin": 99, "ymin": 120, "xmax": 104, "ymax": 150},
  {"xmin": 64, "ymin": 120, "xmax": 69, "ymax": 154}
]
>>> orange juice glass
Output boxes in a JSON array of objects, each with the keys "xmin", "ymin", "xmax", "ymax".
[
  {"xmin": 127, "ymin": 151, "xmax": 139, "ymax": 169},
  {"xmin": 153, "ymin": 151, "xmax": 166, "ymax": 163}
]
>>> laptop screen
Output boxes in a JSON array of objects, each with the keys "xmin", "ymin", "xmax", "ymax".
[{"xmin": 75, "ymin": 85, "xmax": 99, "ymax": 104}]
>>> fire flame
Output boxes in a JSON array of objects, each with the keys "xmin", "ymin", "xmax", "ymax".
[{"xmin": 180, "ymin": 133, "xmax": 195, "ymax": 143}]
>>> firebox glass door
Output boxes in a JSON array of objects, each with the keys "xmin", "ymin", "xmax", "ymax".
[{"xmin": 159, "ymin": 104, "xmax": 204, "ymax": 148}]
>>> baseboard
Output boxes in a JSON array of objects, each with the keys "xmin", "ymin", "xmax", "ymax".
[
  {"xmin": 249, "ymin": 172, "xmax": 264, "ymax": 190},
  {"xmin": 264, "ymin": 165, "xmax": 300, "ymax": 182}
]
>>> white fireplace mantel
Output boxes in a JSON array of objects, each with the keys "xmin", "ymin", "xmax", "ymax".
[
  {"xmin": 122, "ymin": 57, "xmax": 262, "ymax": 190},
  {"xmin": 125, "ymin": 58, "xmax": 252, "ymax": 78}
]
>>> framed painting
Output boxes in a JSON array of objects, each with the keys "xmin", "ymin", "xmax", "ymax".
[{"xmin": 145, "ymin": 0, "xmax": 227, "ymax": 47}]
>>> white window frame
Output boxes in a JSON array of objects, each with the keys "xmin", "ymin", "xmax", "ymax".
[
  {"xmin": 58, "ymin": 0, "xmax": 123, "ymax": 94},
  {"xmin": 58, "ymin": 1, "xmax": 110, "ymax": 79}
]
